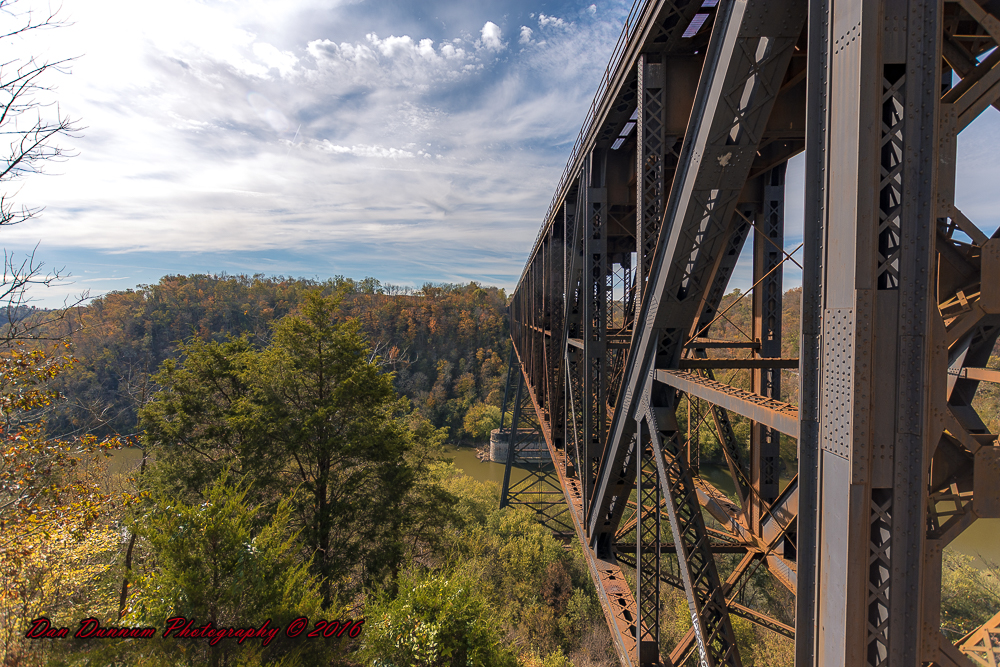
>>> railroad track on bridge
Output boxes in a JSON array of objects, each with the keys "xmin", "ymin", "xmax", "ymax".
[{"xmin": 501, "ymin": 1, "xmax": 1000, "ymax": 665}]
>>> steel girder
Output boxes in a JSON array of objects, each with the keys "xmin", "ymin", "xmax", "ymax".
[
  {"xmin": 957, "ymin": 609, "xmax": 1000, "ymax": 666},
  {"xmin": 506, "ymin": 0, "xmax": 1000, "ymax": 666},
  {"xmin": 750, "ymin": 164, "xmax": 785, "ymax": 533},
  {"xmin": 799, "ymin": 0, "xmax": 1000, "ymax": 664}
]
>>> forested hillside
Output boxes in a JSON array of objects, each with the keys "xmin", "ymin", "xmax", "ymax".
[
  {"xmin": 3, "ymin": 277, "xmax": 998, "ymax": 667},
  {"xmin": 3, "ymin": 284, "xmax": 620, "ymax": 667},
  {"xmin": 42, "ymin": 274, "xmax": 510, "ymax": 443}
]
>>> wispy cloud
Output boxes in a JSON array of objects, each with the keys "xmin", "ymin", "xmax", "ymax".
[
  {"xmin": 11, "ymin": 1, "xmax": 629, "ymax": 287},
  {"xmin": 316, "ymin": 141, "xmax": 418, "ymax": 159},
  {"xmin": 538, "ymin": 14, "xmax": 569, "ymax": 29},
  {"xmin": 10, "ymin": 0, "xmax": 997, "ymax": 307}
]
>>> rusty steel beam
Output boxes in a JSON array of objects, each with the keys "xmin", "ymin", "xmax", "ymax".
[
  {"xmin": 678, "ymin": 358, "xmax": 799, "ymax": 370},
  {"xmin": 634, "ymin": 428, "xmax": 662, "ymax": 665},
  {"xmin": 749, "ymin": 164, "xmax": 785, "ymax": 534},
  {"xmin": 583, "ymin": 153, "xmax": 608, "ymax": 508},
  {"xmin": 950, "ymin": 366, "xmax": 1000, "ymax": 384},
  {"xmin": 505, "ymin": 1, "xmax": 1000, "ymax": 666},
  {"xmin": 684, "ymin": 338, "xmax": 761, "ymax": 349},
  {"xmin": 655, "ymin": 369, "xmax": 799, "ymax": 438},
  {"xmin": 641, "ymin": 403, "xmax": 742, "ymax": 666},
  {"xmin": 548, "ymin": 444, "xmax": 644, "ymax": 667},
  {"xmin": 615, "ymin": 542, "xmax": 749, "ymax": 554},
  {"xmin": 958, "ymin": 609, "xmax": 1000, "ymax": 666},
  {"xmin": 590, "ymin": 0, "xmax": 808, "ymax": 543},
  {"xmin": 797, "ymin": 0, "xmax": 1000, "ymax": 665}
]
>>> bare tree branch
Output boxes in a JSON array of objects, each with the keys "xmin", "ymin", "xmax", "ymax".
[{"xmin": 0, "ymin": 0, "xmax": 84, "ymax": 345}]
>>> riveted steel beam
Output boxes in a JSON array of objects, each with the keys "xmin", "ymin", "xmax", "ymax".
[
  {"xmin": 655, "ymin": 369, "xmax": 800, "ymax": 438},
  {"xmin": 583, "ymin": 154, "xmax": 608, "ymax": 509},
  {"xmin": 634, "ymin": 417, "xmax": 662, "ymax": 666},
  {"xmin": 750, "ymin": 164, "xmax": 785, "ymax": 534},
  {"xmin": 678, "ymin": 358, "xmax": 799, "ymax": 370},
  {"xmin": 507, "ymin": 2, "xmax": 1000, "ymax": 665},
  {"xmin": 641, "ymin": 399, "xmax": 742, "ymax": 667},
  {"xmin": 591, "ymin": 0, "xmax": 808, "ymax": 543},
  {"xmin": 637, "ymin": 52, "xmax": 667, "ymax": 309}
]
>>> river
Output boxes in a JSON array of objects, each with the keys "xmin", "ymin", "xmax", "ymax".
[{"xmin": 441, "ymin": 444, "xmax": 537, "ymax": 487}]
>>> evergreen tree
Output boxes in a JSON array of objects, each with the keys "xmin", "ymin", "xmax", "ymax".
[
  {"xmin": 124, "ymin": 473, "xmax": 332, "ymax": 667},
  {"xmin": 140, "ymin": 290, "xmax": 449, "ymax": 604},
  {"xmin": 256, "ymin": 290, "xmax": 417, "ymax": 601}
]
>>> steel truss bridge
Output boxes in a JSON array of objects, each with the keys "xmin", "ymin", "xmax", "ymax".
[{"xmin": 498, "ymin": 0, "xmax": 1000, "ymax": 665}]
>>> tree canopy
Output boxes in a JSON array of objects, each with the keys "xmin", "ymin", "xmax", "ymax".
[
  {"xmin": 42, "ymin": 274, "xmax": 510, "ymax": 445},
  {"xmin": 139, "ymin": 290, "xmax": 451, "ymax": 603}
]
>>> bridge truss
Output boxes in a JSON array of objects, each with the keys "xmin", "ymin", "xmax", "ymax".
[{"xmin": 505, "ymin": 1, "xmax": 1000, "ymax": 665}]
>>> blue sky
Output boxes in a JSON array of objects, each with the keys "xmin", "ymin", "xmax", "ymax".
[{"xmin": 2, "ymin": 0, "xmax": 999, "ymax": 306}]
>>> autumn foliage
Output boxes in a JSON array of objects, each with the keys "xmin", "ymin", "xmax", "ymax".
[
  {"xmin": 0, "ymin": 344, "xmax": 123, "ymax": 663},
  {"xmin": 44, "ymin": 275, "xmax": 510, "ymax": 443}
]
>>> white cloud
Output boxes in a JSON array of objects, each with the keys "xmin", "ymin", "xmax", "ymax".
[
  {"xmin": 480, "ymin": 21, "xmax": 504, "ymax": 51},
  {"xmin": 519, "ymin": 26, "xmax": 533, "ymax": 44},
  {"xmin": 317, "ymin": 141, "xmax": 416, "ymax": 159},
  {"xmin": 7, "ymin": 0, "xmax": 666, "ymax": 304},
  {"xmin": 368, "ymin": 33, "xmax": 419, "ymax": 58},
  {"xmin": 247, "ymin": 92, "xmax": 292, "ymax": 133},
  {"xmin": 440, "ymin": 43, "xmax": 467, "ymax": 58},
  {"xmin": 307, "ymin": 39, "xmax": 377, "ymax": 67},
  {"xmin": 305, "ymin": 32, "xmax": 477, "ymax": 88},
  {"xmin": 589, "ymin": 5, "xmax": 597, "ymax": 15},
  {"xmin": 538, "ymin": 14, "xmax": 568, "ymax": 29},
  {"xmin": 252, "ymin": 42, "xmax": 299, "ymax": 77},
  {"xmin": 417, "ymin": 38, "xmax": 436, "ymax": 59}
]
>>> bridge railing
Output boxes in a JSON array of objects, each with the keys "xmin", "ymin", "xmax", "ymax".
[{"xmin": 516, "ymin": 0, "xmax": 650, "ymax": 290}]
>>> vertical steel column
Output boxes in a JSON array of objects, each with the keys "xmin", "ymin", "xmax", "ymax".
[
  {"xmin": 535, "ymin": 242, "xmax": 545, "ymax": 407},
  {"xmin": 549, "ymin": 211, "xmax": 566, "ymax": 453},
  {"xmin": 634, "ymin": 416, "xmax": 660, "ymax": 666},
  {"xmin": 797, "ymin": 1, "xmax": 829, "ymax": 663},
  {"xmin": 566, "ymin": 186, "xmax": 585, "ymax": 480},
  {"xmin": 750, "ymin": 165, "xmax": 785, "ymax": 533},
  {"xmin": 805, "ymin": 1, "xmax": 942, "ymax": 665},
  {"xmin": 537, "ymin": 233, "xmax": 548, "ymax": 415},
  {"xmin": 498, "ymin": 346, "xmax": 517, "ymax": 433},
  {"xmin": 636, "ymin": 53, "xmax": 666, "ymax": 309},
  {"xmin": 500, "ymin": 368, "xmax": 524, "ymax": 510},
  {"xmin": 687, "ymin": 396, "xmax": 700, "ymax": 474},
  {"xmin": 689, "ymin": 209, "xmax": 757, "ymax": 513},
  {"xmin": 583, "ymin": 153, "xmax": 608, "ymax": 508}
]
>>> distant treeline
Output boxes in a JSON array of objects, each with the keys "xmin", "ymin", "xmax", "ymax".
[
  {"xmin": 43, "ymin": 274, "xmax": 1000, "ymax": 457},
  {"xmin": 41, "ymin": 274, "xmax": 510, "ymax": 442}
]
